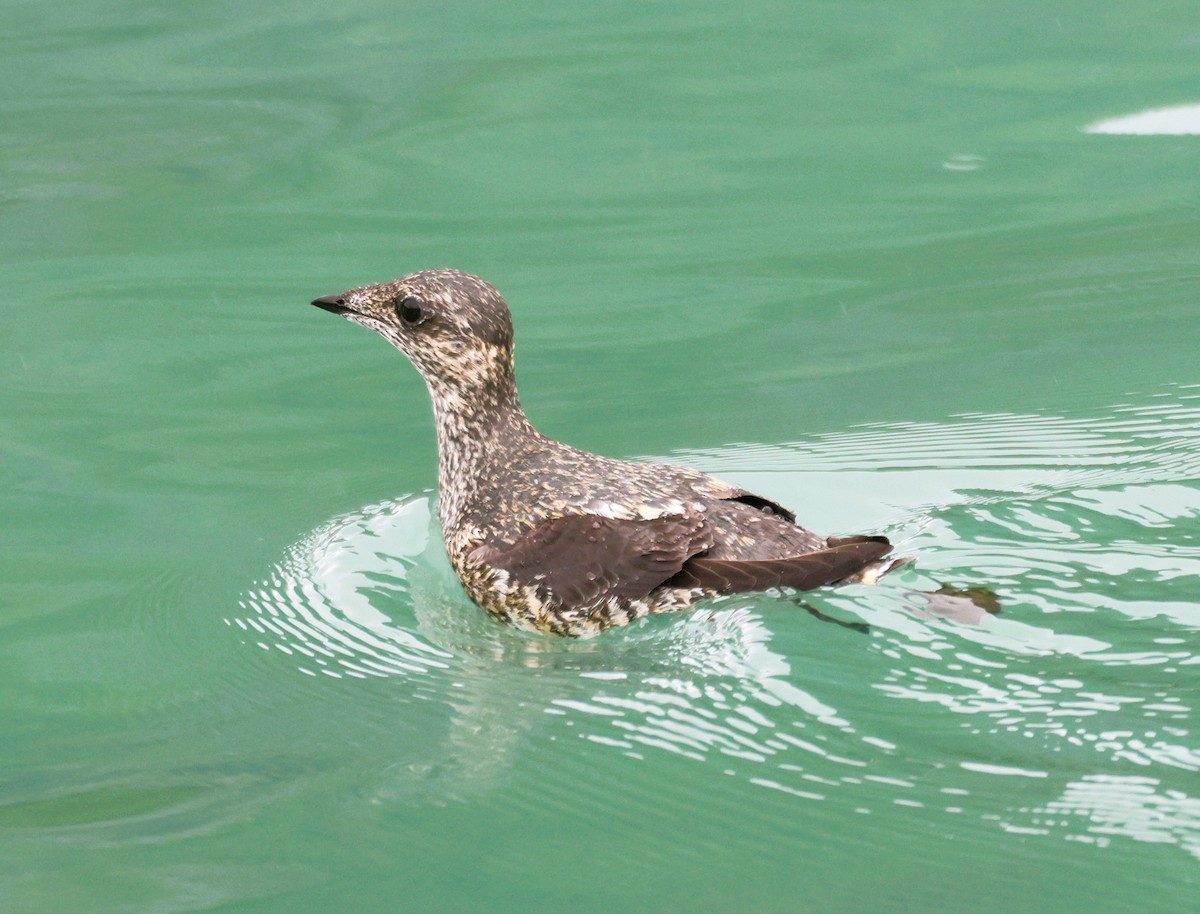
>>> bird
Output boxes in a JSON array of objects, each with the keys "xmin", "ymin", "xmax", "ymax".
[{"xmin": 311, "ymin": 268, "xmax": 908, "ymax": 637}]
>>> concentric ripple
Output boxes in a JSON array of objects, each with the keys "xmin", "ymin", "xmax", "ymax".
[
  {"xmin": 236, "ymin": 496, "xmax": 454, "ymax": 684},
  {"xmin": 233, "ymin": 385, "xmax": 1200, "ymax": 857}
]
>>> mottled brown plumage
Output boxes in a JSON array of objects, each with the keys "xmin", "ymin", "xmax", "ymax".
[{"xmin": 312, "ymin": 268, "xmax": 905, "ymax": 636}]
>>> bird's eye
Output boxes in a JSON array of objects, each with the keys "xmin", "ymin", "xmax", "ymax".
[{"xmin": 398, "ymin": 297, "xmax": 425, "ymax": 325}]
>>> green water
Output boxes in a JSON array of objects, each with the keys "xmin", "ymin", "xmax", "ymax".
[{"xmin": 3, "ymin": 1, "xmax": 1198, "ymax": 911}]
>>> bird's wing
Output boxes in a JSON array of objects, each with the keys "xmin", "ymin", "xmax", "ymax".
[
  {"xmin": 668, "ymin": 536, "xmax": 892, "ymax": 594},
  {"xmin": 469, "ymin": 512, "xmax": 715, "ymax": 610}
]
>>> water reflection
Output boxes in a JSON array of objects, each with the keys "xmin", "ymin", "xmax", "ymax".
[
  {"xmin": 1015, "ymin": 775, "xmax": 1200, "ymax": 861},
  {"xmin": 234, "ymin": 389, "xmax": 1199, "ymax": 855},
  {"xmin": 1085, "ymin": 103, "xmax": 1200, "ymax": 135}
]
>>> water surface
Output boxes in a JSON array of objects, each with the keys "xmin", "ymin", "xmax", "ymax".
[{"xmin": 3, "ymin": 1, "xmax": 1198, "ymax": 911}]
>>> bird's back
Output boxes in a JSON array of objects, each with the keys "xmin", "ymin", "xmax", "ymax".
[{"xmin": 446, "ymin": 435, "xmax": 826, "ymax": 564}]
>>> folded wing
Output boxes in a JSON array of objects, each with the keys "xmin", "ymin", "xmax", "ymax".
[
  {"xmin": 471, "ymin": 510, "xmax": 893, "ymax": 611},
  {"xmin": 667, "ymin": 535, "xmax": 893, "ymax": 593},
  {"xmin": 469, "ymin": 512, "xmax": 714, "ymax": 611}
]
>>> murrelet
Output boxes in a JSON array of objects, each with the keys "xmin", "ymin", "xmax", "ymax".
[{"xmin": 312, "ymin": 268, "xmax": 904, "ymax": 637}]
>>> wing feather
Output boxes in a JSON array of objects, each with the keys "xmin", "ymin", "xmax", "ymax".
[
  {"xmin": 668, "ymin": 537, "xmax": 893, "ymax": 594},
  {"xmin": 469, "ymin": 512, "xmax": 714, "ymax": 610}
]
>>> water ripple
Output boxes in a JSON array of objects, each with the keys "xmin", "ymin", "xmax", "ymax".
[
  {"xmin": 236, "ymin": 496, "xmax": 452, "ymax": 683},
  {"xmin": 232, "ymin": 388, "xmax": 1199, "ymax": 857}
]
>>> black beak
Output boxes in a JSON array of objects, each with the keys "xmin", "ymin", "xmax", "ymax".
[{"xmin": 311, "ymin": 294, "xmax": 351, "ymax": 315}]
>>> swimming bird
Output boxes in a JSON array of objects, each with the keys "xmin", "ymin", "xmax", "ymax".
[{"xmin": 312, "ymin": 269, "xmax": 907, "ymax": 636}]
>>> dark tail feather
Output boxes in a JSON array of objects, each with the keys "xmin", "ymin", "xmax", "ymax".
[{"xmin": 669, "ymin": 536, "xmax": 894, "ymax": 595}]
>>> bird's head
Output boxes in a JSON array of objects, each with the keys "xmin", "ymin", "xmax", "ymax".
[{"xmin": 312, "ymin": 269, "xmax": 516, "ymax": 397}]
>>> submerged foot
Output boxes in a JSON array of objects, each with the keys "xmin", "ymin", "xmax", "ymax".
[
  {"xmin": 791, "ymin": 598, "xmax": 872, "ymax": 634},
  {"xmin": 905, "ymin": 585, "xmax": 1002, "ymax": 625}
]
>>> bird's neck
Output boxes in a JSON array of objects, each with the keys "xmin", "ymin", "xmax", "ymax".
[{"xmin": 426, "ymin": 372, "xmax": 538, "ymax": 534}]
